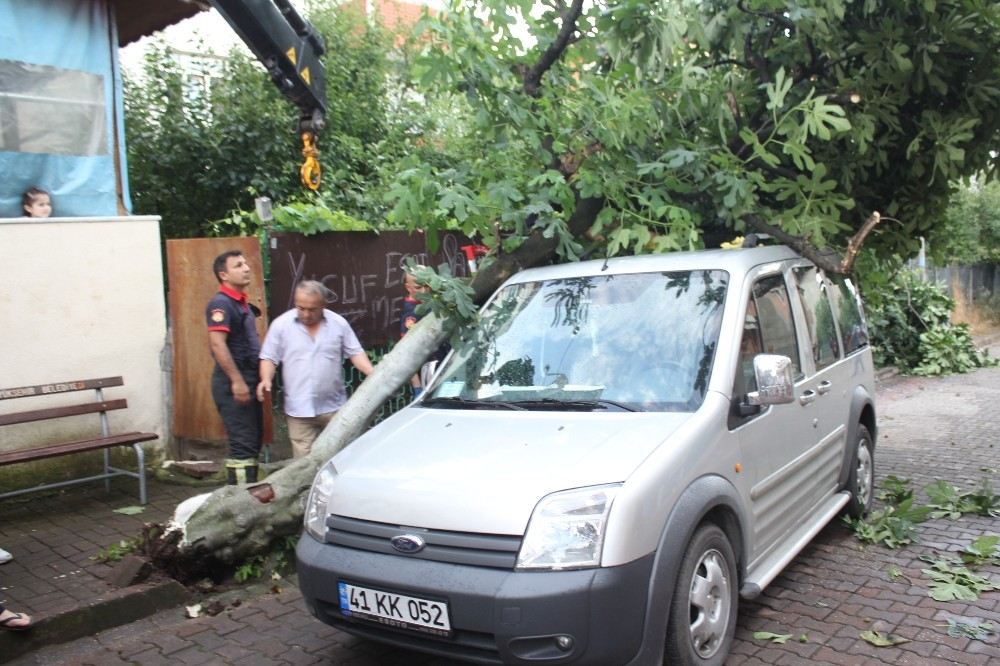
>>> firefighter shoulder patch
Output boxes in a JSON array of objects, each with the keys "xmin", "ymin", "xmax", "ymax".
[{"xmin": 210, "ymin": 309, "xmax": 226, "ymax": 323}]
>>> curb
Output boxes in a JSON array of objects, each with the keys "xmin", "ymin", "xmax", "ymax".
[
  {"xmin": 875, "ymin": 365, "xmax": 899, "ymax": 382},
  {"xmin": 976, "ymin": 330, "xmax": 1000, "ymax": 350},
  {"xmin": 0, "ymin": 576, "xmax": 190, "ymax": 663}
]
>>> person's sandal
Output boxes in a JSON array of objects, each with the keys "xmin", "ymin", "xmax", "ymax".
[{"xmin": 0, "ymin": 611, "xmax": 32, "ymax": 631}]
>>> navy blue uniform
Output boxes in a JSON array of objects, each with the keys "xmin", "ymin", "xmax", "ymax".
[
  {"xmin": 400, "ymin": 296, "xmax": 420, "ymax": 337},
  {"xmin": 206, "ymin": 285, "xmax": 263, "ymax": 462}
]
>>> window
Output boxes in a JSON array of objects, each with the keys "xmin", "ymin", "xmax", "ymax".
[
  {"xmin": 730, "ymin": 276, "xmax": 800, "ymax": 428},
  {"xmin": 0, "ymin": 60, "xmax": 107, "ymax": 156},
  {"xmin": 753, "ymin": 275, "xmax": 801, "ymax": 379},
  {"xmin": 830, "ymin": 275, "xmax": 869, "ymax": 355},
  {"xmin": 794, "ymin": 267, "xmax": 840, "ymax": 371},
  {"xmin": 735, "ymin": 298, "xmax": 763, "ymax": 396},
  {"xmin": 427, "ymin": 270, "xmax": 729, "ymax": 412}
]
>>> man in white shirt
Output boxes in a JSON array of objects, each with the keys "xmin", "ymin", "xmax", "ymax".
[{"xmin": 257, "ymin": 280, "xmax": 374, "ymax": 458}]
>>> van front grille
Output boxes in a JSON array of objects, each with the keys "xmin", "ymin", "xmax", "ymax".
[{"xmin": 325, "ymin": 515, "xmax": 522, "ymax": 569}]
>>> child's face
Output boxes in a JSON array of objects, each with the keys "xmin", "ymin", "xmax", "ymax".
[
  {"xmin": 24, "ymin": 194, "xmax": 52, "ymax": 218},
  {"xmin": 405, "ymin": 274, "xmax": 427, "ymax": 297}
]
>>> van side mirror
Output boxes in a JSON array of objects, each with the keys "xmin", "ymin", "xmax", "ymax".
[{"xmin": 747, "ymin": 354, "xmax": 794, "ymax": 405}]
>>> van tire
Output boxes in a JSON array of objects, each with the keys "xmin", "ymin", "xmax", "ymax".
[
  {"xmin": 664, "ymin": 523, "xmax": 738, "ymax": 666},
  {"xmin": 845, "ymin": 425, "xmax": 875, "ymax": 518}
]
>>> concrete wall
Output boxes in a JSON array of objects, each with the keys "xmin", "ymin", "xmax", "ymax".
[
  {"xmin": 925, "ymin": 263, "xmax": 998, "ymax": 304},
  {"xmin": 0, "ymin": 216, "xmax": 168, "ymax": 488}
]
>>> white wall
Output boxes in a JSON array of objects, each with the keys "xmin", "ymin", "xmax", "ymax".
[{"xmin": 0, "ymin": 216, "xmax": 168, "ymax": 461}]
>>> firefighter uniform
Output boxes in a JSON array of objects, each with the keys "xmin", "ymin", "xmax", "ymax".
[{"xmin": 206, "ymin": 285, "xmax": 263, "ymax": 483}]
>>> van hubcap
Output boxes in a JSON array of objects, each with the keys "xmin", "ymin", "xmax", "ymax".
[
  {"xmin": 856, "ymin": 443, "xmax": 873, "ymax": 507},
  {"xmin": 688, "ymin": 548, "xmax": 730, "ymax": 658}
]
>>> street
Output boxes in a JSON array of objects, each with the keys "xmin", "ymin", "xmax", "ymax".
[{"xmin": 8, "ymin": 351, "xmax": 1000, "ymax": 665}]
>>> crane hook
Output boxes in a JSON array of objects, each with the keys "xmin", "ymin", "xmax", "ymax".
[{"xmin": 300, "ymin": 131, "xmax": 321, "ymax": 191}]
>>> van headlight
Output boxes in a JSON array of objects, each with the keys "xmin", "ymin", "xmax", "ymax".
[
  {"xmin": 304, "ymin": 464, "xmax": 338, "ymax": 542},
  {"xmin": 515, "ymin": 484, "xmax": 621, "ymax": 570}
]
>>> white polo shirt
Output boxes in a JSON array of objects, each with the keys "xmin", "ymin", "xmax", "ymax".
[{"xmin": 259, "ymin": 308, "xmax": 365, "ymax": 417}]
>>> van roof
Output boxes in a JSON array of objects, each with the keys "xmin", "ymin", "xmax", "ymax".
[{"xmin": 504, "ymin": 245, "xmax": 802, "ymax": 285}]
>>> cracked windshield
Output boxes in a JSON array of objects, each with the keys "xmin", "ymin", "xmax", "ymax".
[{"xmin": 424, "ymin": 270, "xmax": 728, "ymax": 412}]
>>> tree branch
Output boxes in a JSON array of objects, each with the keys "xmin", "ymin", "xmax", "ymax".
[
  {"xmin": 709, "ymin": 58, "xmax": 746, "ymax": 69},
  {"xmin": 742, "ymin": 210, "xmax": 886, "ymax": 274},
  {"xmin": 839, "ymin": 211, "xmax": 883, "ymax": 273},
  {"xmin": 742, "ymin": 214, "xmax": 844, "ymax": 273},
  {"xmin": 725, "ymin": 91, "xmax": 743, "ymax": 135},
  {"xmin": 559, "ymin": 141, "xmax": 603, "ymax": 177},
  {"xmin": 523, "ymin": 0, "xmax": 585, "ymax": 97},
  {"xmin": 736, "ymin": 0, "xmax": 794, "ymax": 31}
]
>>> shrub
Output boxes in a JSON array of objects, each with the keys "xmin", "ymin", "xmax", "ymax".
[
  {"xmin": 863, "ymin": 269, "xmax": 951, "ymax": 370},
  {"xmin": 913, "ymin": 324, "xmax": 995, "ymax": 375},
  {"xmin": 862, "ymin": 267, "xmax": 995, "ymax": 374}
]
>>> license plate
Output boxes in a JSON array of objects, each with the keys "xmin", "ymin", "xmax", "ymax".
[{"xmin": 338, "ymin": 581, "xmax": 452, "ymax": 636}]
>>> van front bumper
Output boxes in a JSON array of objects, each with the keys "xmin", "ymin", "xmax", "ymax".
[{"xmin": 296, "ymin": 535, "xmax": 653, "ymax": 665}]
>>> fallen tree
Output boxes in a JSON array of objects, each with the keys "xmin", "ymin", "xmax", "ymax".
[
  {"xmin": 153, "ymin": 193, "xmax": 606, "ymax": 572},
  {"xmin": 152, "ymin": 0, "xmax": 1000, "ymax": 572},
  {"xmin": 155, "ymin": 212, "xmax": 592, "ymax": 570}
]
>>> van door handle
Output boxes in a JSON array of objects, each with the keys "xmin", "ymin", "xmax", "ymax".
[
  {"xmin": 799, "ymin": 390, "xmax": 816, "ymax": 405},
  {"xmin": 817, "ymin": 380, "xmax": 832, "ymax": 395}
]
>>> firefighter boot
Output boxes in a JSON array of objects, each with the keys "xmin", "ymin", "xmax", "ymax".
[{"xmin": 225, "ymin": 458, "xmax": 259, "ymax": 485}]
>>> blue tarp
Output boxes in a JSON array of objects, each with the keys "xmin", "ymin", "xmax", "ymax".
[{"xmin": 0, "ymin": 0, "xmax": 131, "ymax": 217}]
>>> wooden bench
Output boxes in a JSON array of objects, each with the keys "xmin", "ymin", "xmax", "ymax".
[{"xmin": 0, "ymin": 377, "xmax": 158, "ymax": 504}]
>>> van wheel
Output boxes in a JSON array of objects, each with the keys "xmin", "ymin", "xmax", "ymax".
[
  {"xmin": 846, "ymin": 425, "xmax": 874, "ymax": 518},
  {"xmin": 665, "ymin": 524, "xmax": 738, "ymax": 666}
]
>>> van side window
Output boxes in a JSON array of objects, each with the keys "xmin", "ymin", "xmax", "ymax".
[
  {"xmin": 753, "ymin": 275, "xmax": 802, "ymax": 379},
  {"xmin": 793, "ymin": 267, "xmax": 840, "ymax": 371},
  {"xmin": 830, "ymin": 275, "xmax": 870, "ymax": 354},
  {"xmin": 736, "ymin": 299, "xmax": 763, "ymax": 397},
  {"xmin": 728, "ymin": 277, "xmax": 799, "ymax": 429}
]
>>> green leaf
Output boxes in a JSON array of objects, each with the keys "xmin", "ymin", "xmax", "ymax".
[
  {"xmin": 765, "ymin": 67, "xmax": 793, "ymax": 110},
  {"xmin": 941, "ymin": 618, "xmax": 995, "ymax": 640},
  {"xmin": 753, "ymin": 631, "xmax": 793, "ymax": 644},
  {"xmin": 877, "ymin": 475, "xmax": 914, "ymax": 505},
  {"xmin": 961, "ymin": 535, "xmax": 999, "ymax": 566},
  {"xmin": 925, "ymin": 578, "xmax": 981, "ymax": 602},
  {"xmin": 922, "ymin": 558, "xmax": 999, "ymax": 601},
  {"xmin": 860, "ymin": 630, "xmax": 909, "ymax": 647},
  {"xmin": 844, "ymin": 497, "xmax": 929, "ymax": 548},
  {"xmin": 113, "ymin": 506, "xmax": 145, "ymax": 515}
]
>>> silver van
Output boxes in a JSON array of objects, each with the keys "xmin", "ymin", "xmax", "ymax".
[{"xmin": 297, "ymin": 245, "xmax": 877, "ymax": 665}]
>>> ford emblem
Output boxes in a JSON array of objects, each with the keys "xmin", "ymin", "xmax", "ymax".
[{"xmin": 390, "ymin": 534, "xmax": 426, "ymax": 554}]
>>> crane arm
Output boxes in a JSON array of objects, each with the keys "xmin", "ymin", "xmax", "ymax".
[{"xmin": 208, "ymin": 0, "xmax": 327, "ymax": 189}]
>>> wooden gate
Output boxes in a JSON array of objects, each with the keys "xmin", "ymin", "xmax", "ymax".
[{"xmin": 166, "ymin": 238, "xmax": 272, "ymax": 453}]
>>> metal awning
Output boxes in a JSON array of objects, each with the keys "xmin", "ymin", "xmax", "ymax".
[{"xmin": 113, "ymin": 0, "xmax": 209, "ymax": 46}]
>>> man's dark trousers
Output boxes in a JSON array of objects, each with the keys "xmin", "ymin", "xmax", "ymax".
[{"xmin": 211, "ymin": 364, "xmax": 262, "ymax": 482}]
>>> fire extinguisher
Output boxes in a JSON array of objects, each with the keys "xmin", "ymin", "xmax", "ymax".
[{"xmin": 460, "ymin": 244, "xmax": 489, "ymax": 274}]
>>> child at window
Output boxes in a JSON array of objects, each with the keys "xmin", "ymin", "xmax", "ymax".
[{"xmin": 22, "ymin": 187, "xmax": 52, "ymax": 218}]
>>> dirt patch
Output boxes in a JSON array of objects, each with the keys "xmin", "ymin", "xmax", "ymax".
[{"xmin": 949, "ymin": 275, "xmax": 1000, "ymax": 336}]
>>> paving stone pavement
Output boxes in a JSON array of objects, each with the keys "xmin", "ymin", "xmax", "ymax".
[
  {"xmin": 3, "ymin": 343, "xmax": 999, "ymax": 665},
  {"xmin": 0, "ymin": 479, "xmax": 207, "ymax": 624}
]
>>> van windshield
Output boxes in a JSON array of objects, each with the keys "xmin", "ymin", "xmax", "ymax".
[{"xmin": 424, "ymin": 270, "xmax": 728, "ymax": 412}]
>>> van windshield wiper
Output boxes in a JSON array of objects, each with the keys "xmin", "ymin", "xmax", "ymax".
[
  {"xmin": 420, "ymin": 397, "xmax": 526, "ymax": 411},
  {"xmin": 512, "ymin": 398, "xmax": 641, "ymax": 412}
]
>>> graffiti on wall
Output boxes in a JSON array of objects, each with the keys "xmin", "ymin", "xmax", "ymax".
[{"xmin": 268, "ymin": 231, "xmax": 473, "ymax": 347}]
